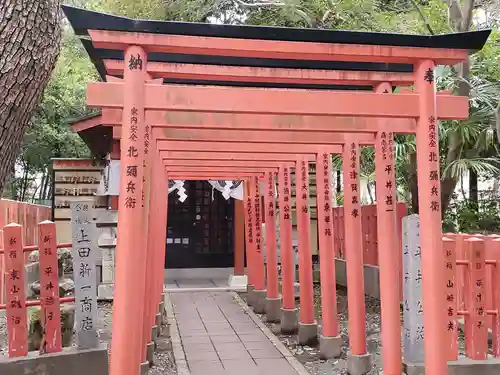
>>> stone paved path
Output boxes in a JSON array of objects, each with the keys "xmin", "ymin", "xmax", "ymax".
[{"xmin": 170, "ymin": 291, "xmax": 303, "ymax": 375}]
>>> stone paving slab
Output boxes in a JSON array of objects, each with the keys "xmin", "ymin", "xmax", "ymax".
[
  {"xmin": 170, "ymin": 291, "xmax": 305, "ymax": 375},
  {"xmin": 166, "ymin": 278, "xmax": 230, "ymax": 291}
]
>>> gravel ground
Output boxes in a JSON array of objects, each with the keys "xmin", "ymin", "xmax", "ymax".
[
  {"xmin": 0, "ymin": 302, "xmax": 177, "ymax": 375},
  {"xmin": 241, "ymin": 284, "xmax": 487, "ymax": 375}
]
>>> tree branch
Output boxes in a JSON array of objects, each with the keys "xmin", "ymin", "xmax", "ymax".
[
  {"xmin": 495, "ymin": 101, "xmax": 500, "ymax": 143},
  {"xmin": 443, "ymin": 0, "xmax": 465, "ymax": 30},
  {"xmin": 461, "ymin": 0, "xmax": 476, "ymax": 31},
  {"xmin": 234, "ymin": 0, "xmax": 286, "ymax": 7},
  {"xmin": 409, "ymin": 0, "xmax": 435, "ymax": 34},
  {"xmin": 233, "ymin": 0, "xmax": 314, "ymax": 26}
]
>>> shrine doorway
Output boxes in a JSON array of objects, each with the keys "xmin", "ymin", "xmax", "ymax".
[{"xmin": 165, "ymin": 180, "xmax": 235, "ymax": 269}]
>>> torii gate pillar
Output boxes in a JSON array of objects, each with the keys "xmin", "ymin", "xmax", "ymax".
[
  {"xmin": 415, "ymin": 60, "xmax": 447, "ymax": 375},
  {"xmin": 109, "ymin": 46, "xmax": 148, "ymax": 375}
]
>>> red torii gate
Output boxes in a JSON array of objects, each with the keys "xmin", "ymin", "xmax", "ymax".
[
  {"xmin": 64, "ymin": 5, "xmax": 490, "ymax": 375},
  {"xmin": 108, "ymin": 114, "xmax": 404, "ymax": 367}
]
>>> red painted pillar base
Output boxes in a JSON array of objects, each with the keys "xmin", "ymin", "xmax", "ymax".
[
  {"xmin": 295, "ymin": 157, "xmax": 318, "ymax": 346},
  {"xmin": 263, "ymin": 171, "xmax": 281, "ymax": 323},
  {"xmin": 278, "ymin": 165, "xmax": 298, "ymax": 334},
  {"xmin": 251, "ymin": 176, "xmax": 267, "ymax": 315}
]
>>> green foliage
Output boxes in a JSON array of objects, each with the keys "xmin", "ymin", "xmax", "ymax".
[
  {"xmin": 30, "ymin": 31, "xmax": 94, "ymax": 157},
  {"xmin": 83, "ymin": 0, "xmax": 169, "ymax": 20},
  {"xmin": 443, "ymin": 197, "xmax": 500, "ymax": 233},
  {"xmin": 26, "ymin": 31, "xmax": 94, "ymax": 166}
]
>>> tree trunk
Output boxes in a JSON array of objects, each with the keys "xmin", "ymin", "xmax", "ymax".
[
  {"xmin": 469, "ymin": 169, "xmax": 478, "ymax": 204},
  {"xmin": 440, "ymin": 176, "xmax": 458, "ymax": 215},
  {"xmin": 42, "ymin": 170, "xmax": 49, "ymax": 200},
  {"xmin": 46, "ymin": 177, "xmax": 53, "ymax": 200},
  {"xmin": 31, "ymin": 183, "xmax": 39, "ymax": 202},
  {"xmin": 43, "ymin": 171, "xmax": 51, "ymax": 200},
  {"xmin": 493, "ymin": 178, "xmax": 500, "ymax": 199},
  {"xmin": 336, "ymin": 170, "xmax": 341, "ymax": 194},
  {"xmin": 20, "ymin": 162, "xmax": 29, "ymax": 201},
  {"xmin": 38, "ymin": 172, "xmax": 46, "ymax": 200},
  {"xmin": 0, "ymin": 1, "xmax": 61, "ymax": 195}
]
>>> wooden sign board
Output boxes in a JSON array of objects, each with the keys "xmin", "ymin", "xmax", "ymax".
[{"xmin": 52, "ymin": 159, "xmax": 107, "ymax": 243}]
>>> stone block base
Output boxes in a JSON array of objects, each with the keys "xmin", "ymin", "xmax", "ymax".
[
  {"xmin": 160, "ymin": 294, "xmax": 167, "ymax": 320},
  {"xmin": 298, "ymin": 321, "xmax": 318, "ymax": 346},
  {"xmin": 146, "ymin": 342, "xmax": 154, "ymax": 365},
  {"xmin": 319, "ymin": 335, "xmax": 342, "ymax": 359},
  {"xmin": 158, "ymin": 301, "xmax": 165, "ymax": 324},
  {"xmin": 97, "ymin": 283, "xmax": 114, "ymax": 301},
  {"xmin": 152, "ymin": 325, "xmax": 158, "ymax": 345},
  {"xmin": 347, "ymin": 353, "xmax": 373, "ymax": 375},
  {"xmin": 252, "ymin": 289, "xmax": 267, "ymax": 314},
  {"xmin": 140, "ymin": 360, "xmax": 149, "ymax": 375},
  {"xmin": 246, "ymin": 284, "xmax": 255, "ymax": 306},
  {"xmin": 404, "ymin": 358, "xmax": 500, "ymax": 375},
  {"xmin": 265, "ymin": 297, "xmax": 282, "ymax": 323},
  {"xmin": 0, "ymin": 345, "xmax": 108, "ymax": 375},
  {"xmin": 155, "ymin": 313, "xmax": 161, "ymax": 330},
  {"xmin": 228, "ymin": 274, "xmax": 248, "ymax": 291},
  {"xmin": 293, "ymin": 282, "xmax": 300, "ymax": 299},
  {"xmin": 281, "ymin": 308, "xmax": 298, "ymax": 334},
  {"xmin": 163, "ymin": 323, "xmax": 170, "ymax": 338}
]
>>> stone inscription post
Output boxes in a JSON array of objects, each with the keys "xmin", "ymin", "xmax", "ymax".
[
  {"xmin": 402, "ymin": 214, "xmax": 424, "ymax": 363},
  {"xmin": 71, "ymin": 201, "xmax": 99, "ymax": 349}
]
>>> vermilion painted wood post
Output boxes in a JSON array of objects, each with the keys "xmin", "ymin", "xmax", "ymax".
[
  {"xmin": 4, "ymin": 223, "xmax": 28, "ymax": 357},
  {"xmin": 491, "ymin": 238, "xmax": 500, "ymax": 357},
  {"xmin": 143, "ymin": 155, "xmax": 158, "ymax": 361},
  {"xmin": 278, "ymin": 165, "xmax": 297, "ymax": 332},
  {"xmin": 295, "ymin": 156, "xmax": 317, "ymax": 344},
  {"xmin": 38, "ymin": 220, "xmax": 62, "ymax": 354},
  {"xmin": 361, "ymin": 211, "xmax": 368, "ymax": 263},
  {"xmin": 154, "ymin": 157, "xmax": 163, "ymax": 315},
  {"xmin": 396, "ymin": 202, "xmax": 407, "ymax": 297},
  {"xmin": 140, "ymin": 74, "xmax": 156, "ymax": 362},
  {"xmin": 263, "ymin": 171, "xmax": 280, "ymax": 322},
  {"xmin": 234, "ymin": 199, "xmax": 245, "ymax": 276},
  {"xmin": 443, "ymin": 237, "xmax": 458, "ymax": 360},
  {"xmin": 157, "ymin": 173, "xmax": 168, "ymax": 304},
  {"xmin": 415, "ymin": 60, "xmax": 447, "ymax": 375},
  {"xmin": 374, "ymin": 82, "xmax": 401, "ymax": 374},
  {"xmin": 248, "ymin": 176, "xmax": 265, "ymax": 312},
  {"xmin": 243, "ymin": 180, "xmax": 255, "ymax": 304},
  {"xmin": 0, "ymin": 227, "xmax": 4, "ymax": 306},
  {"xmin": 109, "ymin": 45, "xmax": 148, "ymax": 375},
  {"xmin": 464, "ymin": 237, "xmax": 488, "ymax": 359},
  {"xmin": 461, "ymin": 235, "xmax": 472, "ymax": 343},
  {"xmin": 342, "ymin": 141, "xmax": 367, "ymax": 356},
  {"xmin": 150, "ymin": 157, "xmax": 159, "ymax": 314},
  {"xmin": 456, "ymin": 234, "xmax": 469, "ymax": 311},
  {"xmin": 252, "ymin": 176, "xmax": 266, "ymax": 296},
  {"xmin": 315, "ymin": 149, "xmax": 340, "ymax": 357},
  {"xmin": 484, "ymin": 234, "xmax": 500, "ymax": 332}
]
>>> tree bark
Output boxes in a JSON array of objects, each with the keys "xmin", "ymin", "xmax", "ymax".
[
  {"xmin": 469, "ymin": 169, "xmax": 478, "ymax": 204},
  {"xmin": 0, "ymin": 1, "xmax": 61, "ymax": 194},
  {"xmin": 20, "ymin": 163, "xmax": 29, "ymax": 201},
  {"xmin": 38, "ymin": 172, "xmax": 46, "ymax": 200},
  {"xmin": 336, "ymin": 170, "xmax": 341, "ymax": 194}
]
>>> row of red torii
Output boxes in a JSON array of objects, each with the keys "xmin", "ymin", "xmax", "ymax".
[{"xmin": 80, "ymin": 26, "xmax": 482, "ymax": 375}]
